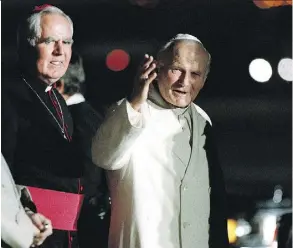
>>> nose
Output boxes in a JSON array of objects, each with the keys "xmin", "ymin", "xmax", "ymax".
[
  {"xmin": 178, "ymin": 72, "xmax": 189, "ymax": 86},
  {"xmin": 53, "ymin": 40, "xmax": 64, "ymax": 55}
]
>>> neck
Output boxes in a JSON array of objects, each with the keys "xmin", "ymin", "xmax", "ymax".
[
  {"xmin": 38, "ymin": 75, "xmax": 58, "ymax": 86},
  {"xmin": 21, "ymin": 70, "xmax": 58, "ymax": 86}
]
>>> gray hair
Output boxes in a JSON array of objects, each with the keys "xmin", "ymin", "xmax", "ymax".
[
  {"xmin": 157, "ymin": 33, "xmax": 211, "ymax": 79},
  {"xmin": 61, "ymin": 53, "xmax": 85, "ymax": 96},
  {"xmin": 18, "ymin": 5, "xmax": 73, "ymax": 48}
]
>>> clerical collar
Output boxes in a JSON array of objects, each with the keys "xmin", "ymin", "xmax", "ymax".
[
  {"xmin": 44, "ymin": 81, "xmax": 57, "ymax": 92},
  {"xmin": 147, "ymin": 84, "xmax": 191, "ymax": 116},
  {"xmin": 45, "ymin": 85, "xmax": 53, "ymax": 92}
]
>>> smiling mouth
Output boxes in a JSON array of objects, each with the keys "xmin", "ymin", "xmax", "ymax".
[{"xmin": 50, "ymin": 61, "xmax": 63, "ymax": 66}]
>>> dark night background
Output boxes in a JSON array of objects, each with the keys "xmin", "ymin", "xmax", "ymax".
[{"xmin": 2, "ymin": 0, "xmax": 292, "ymax": 213}]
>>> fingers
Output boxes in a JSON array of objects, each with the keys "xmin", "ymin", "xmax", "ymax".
[
  {"xmin": 140, "ymin": 54, "xmax": 153, "ymax": 70},
  {"xmin": 145, "ymin": 70, "xmax": 157, "ymax": 85},
  {"xmin": 139, "ymin": 54, "xmax": 157, "ymax": 80},
  {"xmin": 32, "ymin": 233, "xmax": 51, "ymax": 247},
  {"xmin": 32, "ymin": 213, "xmax": 51, "ymax": 230},
  {"xmin": 32, "ymin": 222, "xmax": 53, "ymax": 246},
  {"xmin": 41, "ymin": 223, "xmax": 53, "ymax": 237},
  {"xmin": 32, "ymin": 233, "xmax": 46, "ymax": 247},
  {"xmin": 30, "ymin": 213, "xmax": 53, "ymax": 246},
  {"xmin": 30, "ymin": 213, "xmax": 45, "ymax": 230},
  {"xmin": 129, "ymin": 54, "xmax": 158, "ymax": 111},
  {"xmin": 141, "ymin": 63, "xmax": 156, "ymax": 82}
]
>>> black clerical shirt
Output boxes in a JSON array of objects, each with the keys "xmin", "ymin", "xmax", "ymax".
[{"xmin": 2, "ymin": 75, "xmax": 83, "ymax": 193}]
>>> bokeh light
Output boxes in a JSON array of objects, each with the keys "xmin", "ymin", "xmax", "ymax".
[
  {"xmin": 253, "ymin": 0, "xmax": 292, "ymax": 9},
  {"xmin": 249, "ymin": 58, "xmax": 272, "ymax": 83},
  {"xmin": 277, "ymin": 58, "xmax": 293, "ymax": 82},
  {"xmin": 106, "ymin": 49, "xmax": 130, "ymax": 72}
]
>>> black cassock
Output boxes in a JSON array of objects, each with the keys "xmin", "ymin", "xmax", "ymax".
[
  {"xmin": 2, "ymin": 74, "xmax": 84, "ymax": 248},
  {"xmin": 68, "ymin": 99, "xmax": 110, "ymax": 248}
]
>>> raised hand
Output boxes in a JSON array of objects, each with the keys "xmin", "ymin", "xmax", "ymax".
[{"xmin": 129, "ymin": 54, "xmax": 157, "ymax": 112}]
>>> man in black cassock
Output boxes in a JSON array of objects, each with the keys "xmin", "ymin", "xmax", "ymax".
[{"xmin": 2, "ymin": 5, "xmax": 85, "ymax": 248}]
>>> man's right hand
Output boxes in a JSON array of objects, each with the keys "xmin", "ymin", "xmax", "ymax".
[
  {"xmin": 129, "ymin": 54, "xmax": 157, "ymax": 112},
  {"xmin": 25, "ymin": 210, "xmax": 53, "ymax": 247}
]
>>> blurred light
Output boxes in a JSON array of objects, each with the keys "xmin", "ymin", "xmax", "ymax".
[
  {"xmin": 249, "ymin": 58, "xmax": 272, "ymax": 83},
  {"xmin": 106, "ymin": 49, "xmax": 130, "ymax": 72},
  {"xmin": 129, "ymin": 0, "xmax": 160, "ymax": 8},
  {"xmin": 227, "ymin": 219, "xmax": 237, "ymax": 244},
  {"xmin": 235, "ymin": 226, "xmax": 246, "ymax": 237},
  {"xmin": 235, "ymin": 219, "xmax": 252, "ymax": 237},
  {"xmin": 277, "ymin": 58, "xmax": 293, "ymax": 82},
  {"xmin": 253, "ymin": 0, "xmax": 292, "ymax": 9},
  {"xmin": 262, "ymin": 214, "xmax": 277, "ymax": 245},
  {"xmin": 273, "ymin": 188, "xmax": 283, "ymax": 203},
  {"xmin": 273, "ymin": 190, "xmax": 282, "ymax": 203}
]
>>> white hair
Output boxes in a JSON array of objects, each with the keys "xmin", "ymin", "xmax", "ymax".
[
  {"xmin": 158, "ymin": 33, "xmax": 211, "ymax": 78},
  {"xmin": 19, "ymin": 5, "xmax": 73, "ymax": 47}
]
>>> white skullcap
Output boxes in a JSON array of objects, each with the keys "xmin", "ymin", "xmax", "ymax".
[
  {"xmin": 170, "ymin": 33, "xmax": 202, "ymax": 44},
  {"xmin": 160, "ymin": 33, "xmax": 203, "ymax": 52}
]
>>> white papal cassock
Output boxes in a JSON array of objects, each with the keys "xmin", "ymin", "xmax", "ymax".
[{"xmin": 92, "ymin": 88, "xmax": 213, "ymax": 248}]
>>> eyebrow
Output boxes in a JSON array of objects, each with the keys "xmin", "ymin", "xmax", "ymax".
[
  {"xmin": 170, "ymin": 62, "xmax": 182, "ymax": 68},
  {"xmin": 169, "ymin": 62, "xmax": 203, "ymax": 76},
  {"xmin": 63, "ymin": 38, "xmax": 74, "ymax": 44},
  {"xmin": 38, "ymin": 37, "xmax": 74, "ymax": 44},
  {"xmin": 38, "ymin": 37, "xmax": 54, "ymax": 43}
]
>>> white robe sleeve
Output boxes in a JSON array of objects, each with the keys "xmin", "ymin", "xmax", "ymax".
[
  {"xmin": 1, "ymin": 208, "xmax": 38, "ymax": 248},
  {"xmin": 1, "ymin": 154, "xmax": 39, "ymax": 248},
  {"xmin": 92, "ymin": 98, "xmax": 146, "ymax": 170}
]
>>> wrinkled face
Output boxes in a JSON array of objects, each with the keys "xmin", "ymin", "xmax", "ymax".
[
  {"xmin": 36, "ymin": 14, "xmax": 73, "ymax": 84},
  {"xmin": 157, "ymin": 41, "xmax": 209, "ymax": 108}
]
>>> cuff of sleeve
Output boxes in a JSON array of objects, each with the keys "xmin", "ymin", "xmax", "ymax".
[
  {"xmin": 126, "ymin": 100, "xmax": 144, "ymax": 128},
  {"xmin": 20, "ymin": 188, "xmax": 37, "ymax": 213}
]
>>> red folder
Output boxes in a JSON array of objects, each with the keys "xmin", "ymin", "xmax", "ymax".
[{"xmin": 27, "ymin": 186, "xmax": 84, "ymax": 231}]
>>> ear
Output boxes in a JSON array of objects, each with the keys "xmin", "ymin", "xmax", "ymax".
[
  {"xmin": 155, "ymin": 60, "xmax": 164, "ymax": 78},
  {"xmin": 156, "ymin": 60, "xmax": 164, "ymax": 70},
  {"xmin": 198, "ymin": 77, "xmax": 206, "ymax": 90}
]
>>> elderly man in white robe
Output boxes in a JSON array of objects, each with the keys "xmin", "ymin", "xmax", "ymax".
[{"xmin": 92, "ymin": 34, "xmax": 229, "ymax": 248}]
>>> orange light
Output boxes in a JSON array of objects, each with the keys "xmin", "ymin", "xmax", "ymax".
[
  {"xmin": 227, "ymin": 219, "xmax": 238, "ymax": 244},
  {"xmin": 253, "ymin": 0, "xmax": 292, "ymax": 8}
]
